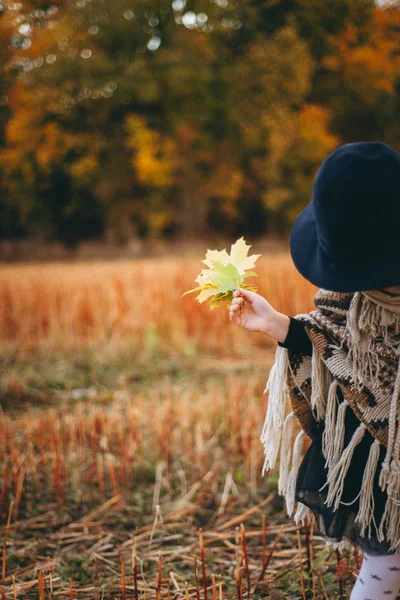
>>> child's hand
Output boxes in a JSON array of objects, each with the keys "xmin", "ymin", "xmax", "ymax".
[{"xmin": 229, "ymin": 287, "xmax": 290, "ymax": 342}]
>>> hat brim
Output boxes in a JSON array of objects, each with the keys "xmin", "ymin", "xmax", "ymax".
[{"xmin": 289, "ymin": 201, "xmax": 400, "ymax": 293}]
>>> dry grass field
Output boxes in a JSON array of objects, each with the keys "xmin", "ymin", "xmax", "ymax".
[
  {"xmin": 0, "ymin": 253, "xmax": 360, "ymax": 599},
  {"xmin": 0, "ymin": 253, "xmax": 316, "ymax": 352}
]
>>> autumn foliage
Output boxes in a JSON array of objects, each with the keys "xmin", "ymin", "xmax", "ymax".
[{"xmin": 0, "ymin": 1, "xmax": 399, "ymax": 246}]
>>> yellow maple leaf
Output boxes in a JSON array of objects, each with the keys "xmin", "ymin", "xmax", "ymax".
[
  {"xmin": 228, "ymin": 236, "xmax": 261, "ymax": 274},
  {"xmin": 202, "ymin": 248, "xmax": 230, "ymax": 270},
  {"xmin": 182, "ymin": 237, "xmax": 261, "ymax": 308},
  {"xmin": 195, "ymin": 269, "xmax": 217, "ymax": 286},
  {"xmin": 196, "ymin": 285, "xmax": 219, "ymax": 303},
  {"xmin": 201, "ymin": 236, "xmax": 261, "ymax": 275}
]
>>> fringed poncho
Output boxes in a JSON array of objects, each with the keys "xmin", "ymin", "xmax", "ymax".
[{"xmin": 260, "ymin": 288, "xmax": 400, "ymax": 553}]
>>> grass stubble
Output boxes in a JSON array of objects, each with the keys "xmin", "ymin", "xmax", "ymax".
[{"xmin": 0, "ymin": 253, "xmax": 359, "ymax": 598}]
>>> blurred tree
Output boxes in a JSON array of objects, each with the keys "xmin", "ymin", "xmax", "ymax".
[
  {"xmin": 322, "ymin": 5, "xmax": 400, "ymax": 143},
  {"xmin": 262, "ymin": 104, "xmax": 339, "ymax": 227},
  {"xmin": 0, "ymin": 0, "xmax": 399, "ymax": 246},
  {"xmin": 213, "ymin": 0, "xmax": 374, "ymax": 58}
]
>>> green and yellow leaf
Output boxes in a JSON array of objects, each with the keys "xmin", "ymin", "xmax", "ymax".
[{"xmin": 182, "ymin": 237, "xmax": 261, "ymax": 310}]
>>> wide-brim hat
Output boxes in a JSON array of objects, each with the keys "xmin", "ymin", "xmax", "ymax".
[{"xmin": 289, "ymin": 141, "xmax": 400, "ymax": 293}]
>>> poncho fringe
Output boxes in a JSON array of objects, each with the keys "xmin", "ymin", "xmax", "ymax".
[{"xmin": 260, "ymin": 289, "xmax": 400, "ymax": 553}]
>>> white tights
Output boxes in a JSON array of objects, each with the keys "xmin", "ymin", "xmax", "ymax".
[{"xmin": 350, "ymin": 552, "xmax": 400, "ymax": 599}]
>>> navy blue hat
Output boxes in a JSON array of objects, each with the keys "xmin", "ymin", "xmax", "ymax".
[{"xmin": 289, "ymin": 141, "xmax": 400, "ymax": 293}]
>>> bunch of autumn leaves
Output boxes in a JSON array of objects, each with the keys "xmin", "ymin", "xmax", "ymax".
[{"xmin": 182, "ymin": 237, "xmax": 261, "ymax": 310}]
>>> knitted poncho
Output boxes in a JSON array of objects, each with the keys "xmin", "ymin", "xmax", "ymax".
[{"xmin": 261, "ymin": 287, "xmax": 400, "ymax": 552}]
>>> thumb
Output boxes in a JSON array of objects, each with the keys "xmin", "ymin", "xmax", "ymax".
[{"xmin": 236, "ymin": 287, "xmax": 255, "ymax": 303}]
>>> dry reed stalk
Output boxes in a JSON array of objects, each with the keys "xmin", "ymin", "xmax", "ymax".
[
  {"xmin": 97, "ymin": 452, "xmax": 105, "ymax": 497},
  {"xmin": 211, "ymin": 574, "xmax": 216, "ymax": 600},
  {"xmin": 261, "ymin": 515, "xmax": 267, "ymax": 572},
  {"xmin": 118, "ymin": 448, "xmax": 127, "ymax": 489},
  {"xmin": 121, "ymin": 556, "xmax": 126, "ymax": 600},
  {"xmin": 235, "ymin": 557, "xmax": 244, "ymax": 600},
  {"xmin": 216, "ymin": 493, "xmax": 275, "ymax": 532},
  {"xmin": 133, "ymin": 554, "xmax": 139, "ymax": 600},
  {"xmin": 131, "ymin": 535, "xmax": 136, "ymax": 575},
  {"xmin": 1, "ymin": 500, "xmax": 14, "ymax": 583},
  {"xmin": 153, "ymin": 464, "xmax": 164, "ymax": 515},
  {"xmin": 264, "ymin": 553, "xmax": 299, "ymax": 587},
  {"xmin": 304, "ymin": 517, "xmax": 315, "ymax": 598},
  {"xmin": 215, "ymin": 470, "xmax": 232, "ymax": 521},
  {"xmin": 185, "ymin": 581, "xmax": 189, "ymax": 600},
  {"xmin": 254, "ymin": 530, "xmax": 282, "ymax": 589},
  {"xmin": 30, "ymin": 441, "xmax": 40, "ymax": 490},
  {"xmin": 199, "ymin": 529, "xmax": 208, "ymax": 600},
  {"xmin": 80, "ymin": 492, "xmax": 123, "ymax": 522},
  {"xmin": 42, "ymin": 567, "xmax": 51, "ymax": 600},
  {"xmin": 336, "ymin": 549, "xmax": 344, "ymax": 600},
  {"xmin": 52, "ymin": 454, "xmax": 60, "ymax": 506},
  {"xmin": 318, "ymin": 570, "xmax": 329, "ymax": 600},
  {"xmin": 157, "ymin": 551, "xmax": 163, "ymax": 600},
  {"xmin": 240, "ymin": 524, "xmax": 251, "ymax": 599},
  {"xmin": 50, "ymin": 567, "xmax": 55, "ymax": 600},
  {"xmin": 38, "ymin": 570, "xmax": 45, "ymax": 600},
  {"xmin": 59, "ymin": 450, "xmax": 67, "ymax": 508},
  {"xmin": 195, "ymin": 423, "xmax": 206, "ymax": 476},
  {"xmin": 296, "ymin": 529, "xmax": 306, "ymax": 600},
  {"xmin": 14, "ymin": 467, "xmax": 24, "ymax": 521},
  {"xmin": 108, "ymin": 457, "xmax": 119, "ymax": 496},
  {"xmin": 235, "ymin": 527, "xmax": 241, "ymax": 568},
  {"xmin": 167, "ymin": 578, "xmax": 171, "ymax": 600},
  {"xmin": 0, "ymin": 462, "xmax": 8, "ymax": 511},
  {"xmin": 218, "ymin": 575, "xmax": 222, "ymax": 600},
  {"xmin": 194, "ymin": 556, "xmax": 201, "ymax": 600},
  {"xmin": 69, "ymin": 577, "xmax": 73, "ymax": 599},
  {"xmin": 94, "ymin": 556, "xmax": 99, "ymax": 600}
]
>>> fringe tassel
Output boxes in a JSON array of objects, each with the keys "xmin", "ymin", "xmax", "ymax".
[
  {"xmin": 346, "ymin": 292, "xmax": 397, "ymax": 391},
  {"xmin": 320, "ymin": 423, "xmax": 366, "ymax": 511},
  {"xmin": 379, "ymin": 357, "xmax": 400, "ymax": 492},
  {"xmin": 330, "ymin": 400, "xmax": 349, "ymax": 468},
  {"xmin": 322, "ymin": 379, "xmax": 339, "ymax": 469},
  {"xmin": 325, "ymin": 538, "xmax": 354, "ymax": 553},
  {"xmin": 278, "ymin": 412, "xmax": 297, "ymax": 497},
  {"xmin": 347, "ymin": 291, "xmax": 362, "ymax": 344},
  {"xmin": 379, "ymin": 460, "xmax": 400, "ymax": 548},
  {"xmin": 310, "ymin": 348, "xmax": 332, "ymax": 420},
  {"xmin": 379, "ymin": 461, "xmax": 390, "ymax": 492},
  {"xmin": 260, "ymin": 345, "xmax": 290, "ymax": 476},
  {"xmin": 344, "ymin": 293, "xmax": 400, "ymax": 546},
  {"xmin": 347, "ymin": 292, "xmax": 374, "ymax": 390},
  {"xmin": 285, "ymin": 430, "xmax": 306, "ymax": 517},
  {"xmin": 294, "ymin": 502, "xmax": 314, "ymax": 526},
  {"xmin": 355, "ymin": 439, "xmax": 380, "ymax": 538}
]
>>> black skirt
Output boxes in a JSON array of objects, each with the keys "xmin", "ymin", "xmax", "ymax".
[{"xmin": 278, "ymin": 316, "xmax": 395, "ymax": 556}]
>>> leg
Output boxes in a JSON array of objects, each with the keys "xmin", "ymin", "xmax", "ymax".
[{"xmin": 350, "ymin": 551, "xmax": 400, "ymax": 599}]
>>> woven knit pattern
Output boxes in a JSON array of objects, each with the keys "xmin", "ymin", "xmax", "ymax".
[
  {"xmin": 291, "ymin": 289, "xmax": 400, "ymax": 447},
  {"xmin": 261, "ymin": 288, "xmax": 400, "ymax": 551}
]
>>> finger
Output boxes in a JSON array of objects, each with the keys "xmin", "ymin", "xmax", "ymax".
[
  {"xmin": 229, "ymin": 308, "xmax": 240, "ymax": 323},
  {"xmin": 235, "ymin": 287, "xmax": 254, "ymax": 303},
  {"xmin": 231, "ymin": 297, "xmax": 243, "ymax": 305}
]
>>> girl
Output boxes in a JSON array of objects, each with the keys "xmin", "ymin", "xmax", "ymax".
[{"xmin": 229, "ymin": 142, "xmax": 400, "ymax": 599}]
